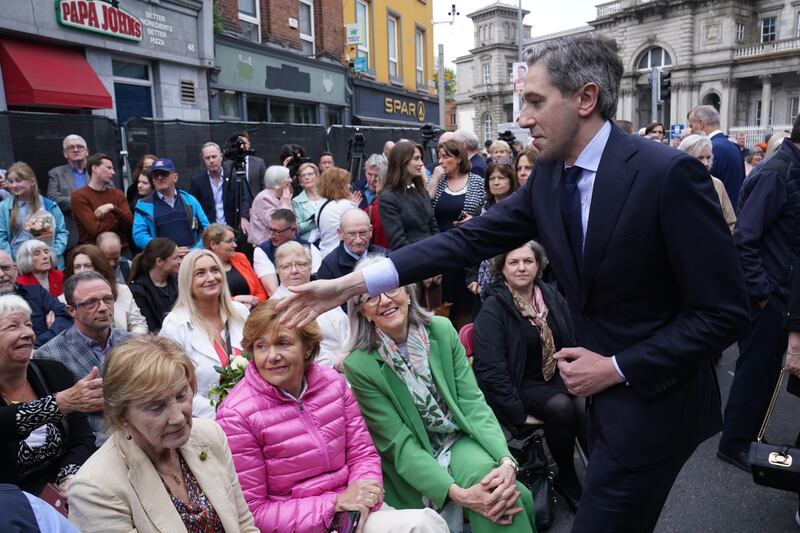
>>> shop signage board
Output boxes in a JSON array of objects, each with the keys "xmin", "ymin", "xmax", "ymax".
[{"xmin": 56, "ymin": 0, "xmax": 143, "ymax": 42}]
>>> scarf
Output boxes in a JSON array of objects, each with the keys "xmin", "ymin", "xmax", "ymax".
[{"xmin": 507, "ymin": 282, "xmax": 557, "ymax": 381}]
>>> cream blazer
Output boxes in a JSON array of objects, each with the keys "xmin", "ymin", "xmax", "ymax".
[{"xmin": 67, "ymin": 418, "xmax": 257, "ymax": 533}]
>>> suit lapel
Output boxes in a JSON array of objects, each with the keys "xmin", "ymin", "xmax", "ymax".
[
  {"xmin": 580, "ymin": 128, "xmax": 639, "ymax": 308},
  {"xmin": 377, "ymin": 356, "xmax": 434, "ymax": 453},
  {"xmin": 181, "ymin": 433, "xmax": 238, "ymax": 532}
]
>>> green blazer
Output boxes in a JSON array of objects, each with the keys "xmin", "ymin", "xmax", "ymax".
[
  {"xmin": 291, "ymin": 190, "xmax": 321, "ymax": 241},
  {"xmin": 344, "ymin": 316, "xmax": 512, "ymax": 510}
]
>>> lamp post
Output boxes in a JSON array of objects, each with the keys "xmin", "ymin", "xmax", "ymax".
[{"xmin": 432, "ymin": 3, "xmax": 459, "ymax": 129}]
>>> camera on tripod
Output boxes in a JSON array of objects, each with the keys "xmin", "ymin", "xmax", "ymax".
[
  {"xmin": 420, "ymin": 123, "xmax": 443, "ymax": 144},
  {"xmin": 283, "ymin": 145, "xmax": 311, "ymax": 179},
  {"xmin": 223, "ymin": 135, "xmax": 255, "ymax": 166}
]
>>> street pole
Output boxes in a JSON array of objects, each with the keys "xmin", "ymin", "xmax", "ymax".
[
  {"xmin": 651, "ymin": 66, "xmax": 658, "ymax": 123},
  {"xmin": 517, "ymin": 0, "xmax": 523, "ymax": 61},
  {"xmin": 438, "ymin": 43, "xmax": 445, "ymax": 129}
]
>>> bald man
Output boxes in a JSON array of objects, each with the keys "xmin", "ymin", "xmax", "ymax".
[{"xmin": 316, "ymin": 208, "xmax": 386, "ymax": 281}]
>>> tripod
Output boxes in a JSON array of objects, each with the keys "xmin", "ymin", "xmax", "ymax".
[
  {"xmin": 227, "ymin": 156, "xmax": 255, "ymax": 261},
  {"xmin": 347, "ymin": 132, "xmax": 367, "ymax": 191}
]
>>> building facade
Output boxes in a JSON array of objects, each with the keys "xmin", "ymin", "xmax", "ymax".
[
  {"xmin": 343, "ymin": 0, "xmax": 438, "ymax": 126},
  {"xmin": 0, "ymin": 0, "xmax": 212, "ymax": 123},
  {"xmin": 454, "ymin": 2, "xmax": 530, "ymax": 143},
  {"xmin": 213, "ymin": 0, "xmax": 348, "ymax": 125}
]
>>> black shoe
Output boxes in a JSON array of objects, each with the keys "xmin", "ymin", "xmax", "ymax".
[
  {"xmin": 553, "ymin": 477, "xmax": 582, "ymax": 512},
  {"xmin": 716, "ymin": 448, "xmax": 751, "ymax": 473}
]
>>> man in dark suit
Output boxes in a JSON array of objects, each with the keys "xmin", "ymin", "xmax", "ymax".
[
  {"xmin": 317, "ymin": 208, "xmax": 385, "ymax": 280},
  {"xmin": 689, "ymin": 105, "xmax": 746, "ymax": 207},
  {"xmin": 278, "ymin": 35, "xmax": 750, "ymax": 532},
  {"xmin": 454, "ymin": 128, "xmax": 487, "ymax": 178},
  {"xmin": 47, "ymin": 134, "xmax": 90, "ymax": 250},
  {"xmin": 190, "ymin": 142, "xmax": 251, "ymax": 235},
  {"xmin": 222, "ymin": 131, "xmax": 268, "ymax": 197}
]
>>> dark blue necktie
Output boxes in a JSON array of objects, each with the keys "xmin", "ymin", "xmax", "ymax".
[{"xmin": 561, "ymin": 165, "xmax": 584, "ymax": 266}]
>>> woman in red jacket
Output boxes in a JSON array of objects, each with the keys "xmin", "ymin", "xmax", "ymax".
[{"xmin": 15, "ymin": 239, "xmax": 63, "ymax": 297}]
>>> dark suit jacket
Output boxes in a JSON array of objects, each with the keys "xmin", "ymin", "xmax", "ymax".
[
  {"xmin": 710, "ymin": 132, "xmax": 746, "ymax": 208},
  {"xmin": 378, "ymin": 187, "xmax": 438, "ymax": 249},
  {"xmin": 223, "ymin": 155, "xmax": 267, "ymax": 198},
  {"xmin": 46, "ymin": 164, "xmax": 80, "ymax": 248},
  {"xmin": 469, "ymin": 153, "xmax": 487, "ymax": 179},
  {"xmin": 389, "ymin": 124, "xmax": 750, "ymax": 468},
  {"xmin": 317, "ymin": 242, "xmax": 387, "ymax": 280},
  {"xmin": 15, "ymin": 283, "xmax": 72, "ymax": 348},
  {"xmin": 189, "ymin": 171, "xmax": 251, "ymax": 227}
]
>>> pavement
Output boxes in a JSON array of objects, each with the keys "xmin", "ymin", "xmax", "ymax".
[{"xmin": 545, "ymin": 344, "xmax": 799, "ymax": 533}]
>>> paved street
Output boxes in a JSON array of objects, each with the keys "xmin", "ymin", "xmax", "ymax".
[{"xmin": 546, "ymin": 344, "xmax": 799, "ymax": 533}]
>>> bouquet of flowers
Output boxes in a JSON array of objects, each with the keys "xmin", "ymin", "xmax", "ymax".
[
  {"xmin": 209, "ymin": 353, "xmax": 252, "ymax": 409},
  {"xmin": 24, "ymin": 210, "xmax": 55, "ymax": 248}
]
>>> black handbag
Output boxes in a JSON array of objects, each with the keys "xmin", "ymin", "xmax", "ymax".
[
  {"xmin": 748, "ymin": 368, "xmax": 800, "ymax": 491},
  {"xmin": 510, "ymin": 431, "xmax": 556, "ymax": 531}
]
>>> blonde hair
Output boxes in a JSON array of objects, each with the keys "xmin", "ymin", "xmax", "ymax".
[
  {"xmin": 7, "ymin": 162, "xmax": 42, "ymax": 233},
  {"xmin": 103, "ymin": 336, "xmax": 197, "ymax": 432},
  {"xmin": 766, "ymin": 131, "xmax": 790, "ymax": 156},
  {"xmin": 242, "ymin": 299, "xmax": 321, "ymax": 366},
  {"xmin": 173, "ymin": 249, "xmax": 245, "ymax": 343},
  {"xmin": 202, "ymin": 223, "xmax": 235, "ymax": 249},
  {"xmin": 489, "ymin": 140, "xmax": 511, "ymax": 154}
]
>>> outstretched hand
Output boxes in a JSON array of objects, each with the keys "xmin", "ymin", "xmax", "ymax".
[{"xmin": 276, "ymin": 271, "xmax": 368, "ymax": 328}]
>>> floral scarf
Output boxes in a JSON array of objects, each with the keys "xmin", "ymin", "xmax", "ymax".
[{"xmin": 507, "ymin": 282, "xmax": 557, "ymax": 381}]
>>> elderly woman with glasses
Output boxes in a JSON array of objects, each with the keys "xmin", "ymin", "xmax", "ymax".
[
  {"xmin": 0, "ymin": 295, "xmax": 98, "ymax": 495},
  {"xmin": 67, "ymin": 336, "xmax": 258, "ymax": 533},
  {"xmin": 15, "ymin": 239, "xmax": 64, "ymax": 297},
  {"xmin": 291, "ymin": 162, "xmax": 327, "ymax": 243},
  {"xmin": 248, "ymin": 165, "xmax": 293, "ymax": 246},
  {"xmin": 343, "ymin": 257, "xmax": 535, "ymax": 533},
  {"xmin": 269, "ymin": 241, "xmax": 349, "ymax": 371},
  {"xmin": 160, "ymin": 249, "xmax": 249, "ymax": 418}
]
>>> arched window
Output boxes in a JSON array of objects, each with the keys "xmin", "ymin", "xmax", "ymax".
[
  {"xmin": 636, "ymin": 47, "xmax": 673, "ymax": 70},
  {"xmin": 482, "ymin": 113, "xmax": 494, "ymax": 143}
]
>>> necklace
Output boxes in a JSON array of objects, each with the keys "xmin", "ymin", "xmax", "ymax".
[
  {"xmin": 0, "ymin": 391, "xmax": 21, "ymax": 405},
  {"xmin": 160, "ymin": 471, "xmax": 182, "ymax": 486}
]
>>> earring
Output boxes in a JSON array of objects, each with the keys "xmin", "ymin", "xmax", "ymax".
[{"xmin": 126, "ymin": 434, "xmax": 132, "ymax": 440}]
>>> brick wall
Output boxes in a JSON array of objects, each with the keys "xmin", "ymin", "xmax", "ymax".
[
  {"xmin": 314, "ymin": 0, "xmax": 344, "ymax": 61},
  {"xmin": 266, "ymin": 0, "xmax": 302, "ymax": 50},
  {"xmin": 218, "ymin": 0, "xmax": 241, "ymax": 34}
]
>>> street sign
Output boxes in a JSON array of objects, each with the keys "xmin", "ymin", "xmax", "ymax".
[
  {"xmin": 345, "ymin": 24, "xmax": 361, "ymax": 45},
  {"xmin": 353, "ymin": 57, "xmax": 368, "ymax": 72},
  {"xmin": 671, "ymin": 123, "xmax": 685, "ymax": 140}
]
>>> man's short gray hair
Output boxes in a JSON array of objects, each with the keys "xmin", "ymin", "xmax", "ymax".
[
  {"xmin": 15, "ymin": 240, "xmax": 51, "ymax": 275},
  {"xmin": 689, "ymin": 105, "xmax": 720, "ymax": 127},
  {"xmin": 62, "ymin": 134, "xmax": 87, "ymax": 150},
  {"xmin": 453, "ymin": 129, "xmax": 480, "ymax": 151},
  {"xmin": 265, "ymin": 165, "xmax": 290, "ymax": 189},
  {"xmin": 364, "ymin": 153, "xmax": 386, "ymax": 171},
  {"xmin": 64, "ymin": 271, "xmax": 111, "ymax": 307},
  {"xmin": 526, "ymin": 34, "xmax": 623, "ymax": 121},
  {"xmin": 201, "ymin": 142, "xmax": 221, "ymax": 154},
  {"xmin": 0, "ymin": 295, "xmax": 32, "ymax": 320}
]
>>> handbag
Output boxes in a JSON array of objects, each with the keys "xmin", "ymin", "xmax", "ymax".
[
  {"xmin": 748, "ymin": 368, "xmax": 800, "ymax": 491},
  {"xmin": 510, "ymin": 431, "xmax": 556, "ymax": 531}
]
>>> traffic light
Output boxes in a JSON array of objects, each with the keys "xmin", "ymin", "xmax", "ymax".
[{"xmin": 659, "ymin": 70, "xmax": 671, "ymax": 101}]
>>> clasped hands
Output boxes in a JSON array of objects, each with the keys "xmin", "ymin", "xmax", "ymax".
[
  {"xmin": 554, "ymin": 347, "xmax": 625, "ymax": 397},
  {"xmin": 449, "ymin": 462, "xmax": 521, "ymax": 525}
]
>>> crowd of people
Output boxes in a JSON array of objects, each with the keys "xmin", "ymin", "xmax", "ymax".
[{"xmin": 0, "ymin": 32, "xmax": 798, "ymax": 533}]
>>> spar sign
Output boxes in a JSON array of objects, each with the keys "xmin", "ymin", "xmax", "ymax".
[{"xmin": 56, "ymin": 1, "xmax": 143, "ymax": 42}]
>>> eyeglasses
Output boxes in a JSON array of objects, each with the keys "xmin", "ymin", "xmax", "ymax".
[
  {"xmin": 73, "ymin": 295, "xmax": 115, "ymax": 309},
  {"xmin": 278, "ymin": 261, "xmax": 309, "ymax": 272},
  {"xmin": 343, "ymin": 230, "xmax": 371, "ymax": 239},
  {"xmin": 360, "ymin": 287, "xmax": 402, "ymax": 309},
  {"xmin": 65, "ymin": 144, "xmax": 86, "ymax": 152},
  {"xmin": 268, "ymin": 225, "xmax": 296, "ymax": 236}
]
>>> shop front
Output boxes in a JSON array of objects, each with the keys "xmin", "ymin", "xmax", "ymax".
[
  {"xmin": 351, "ymin": 78, "xmax": 439, "ymax": 127},
  {"xmin": 211, "ymin": 36, "xmax": 348, "ymax": 126}
]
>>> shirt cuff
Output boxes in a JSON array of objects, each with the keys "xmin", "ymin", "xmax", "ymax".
[
  {"xmin": 361, "ymin": 257, "xmax": 400, "ymax": 296},
  {"xmin": 611, "ymin": 355, "xmax": 626, "ymax": 380}
]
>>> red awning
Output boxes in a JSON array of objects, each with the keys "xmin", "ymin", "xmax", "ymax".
[{"xmin": 0, "ymin": 38, "xmax": 112, "ymax": 109}]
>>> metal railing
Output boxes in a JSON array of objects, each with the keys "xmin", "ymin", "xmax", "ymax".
[
  {"xmin": 736, "ymin": 38, "xmax": 800, "ymax": 58},
  {"xmin": 728, "ymin": 124, "xmax": 792, "ymax": 151},
  {"xmin": 596, "ymin": 1, "xmax": 621, "ymax": 17}
]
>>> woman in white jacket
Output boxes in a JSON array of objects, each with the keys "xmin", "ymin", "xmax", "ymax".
[{"xmin": 160, "ymin": 249, "xmax": 249, "ymax": 418}]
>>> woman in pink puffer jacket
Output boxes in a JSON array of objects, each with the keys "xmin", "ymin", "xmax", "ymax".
[{"xmin": 216, "ymin": 300, "xmax": 448, "ymax": 533}]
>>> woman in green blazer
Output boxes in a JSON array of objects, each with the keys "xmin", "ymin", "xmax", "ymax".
[{"xmin": 344, "ymin": 259, "xmax": 535, "ymax": 533}]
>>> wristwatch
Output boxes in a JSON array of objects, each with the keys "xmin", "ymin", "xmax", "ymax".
[{"xmin": 500, "ymin": 456, "xmax": 519, "ymax": 473}]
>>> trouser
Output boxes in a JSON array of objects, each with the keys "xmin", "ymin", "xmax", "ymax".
[
  {"xmin": 720, "ymin": 296, "xmax": 787, "ymax": 452},
  {"xmin": 363, "ymin": 506, "xmax": 449, "ymax": 533},
  {"xmin": 571, "ymin": 413, "xmax": 695, "ymax": 533},
  {"xmin": 449, "ymin": 434, "xmax": 536, "ymax": 533}
]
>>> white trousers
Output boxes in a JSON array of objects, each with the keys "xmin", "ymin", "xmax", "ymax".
[{"xmin": 362, "ymin": 506, "xmax": 449, "ymax": 533}]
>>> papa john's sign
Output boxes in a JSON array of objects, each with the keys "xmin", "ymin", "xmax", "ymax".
[{"xmin": 56, "ymin": 0, "xmax": 143, "ymax": 42}]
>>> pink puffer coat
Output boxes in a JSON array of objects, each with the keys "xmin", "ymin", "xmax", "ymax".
[{"xmin": 216, "ymin": 362, "xmax": 383, "ymax": 533}]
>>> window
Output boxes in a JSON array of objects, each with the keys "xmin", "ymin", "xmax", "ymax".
[
  {"xmin": 736, "ymin": 22, "xmax": 745, "ymax": 42},
  {"xmin": 797, "ymin": 13, "xmax": 800, "ymax": 38},
  {"xmin": 220, "ymin": 91, "xmax": 240, "ymax": 120},
  {"xmin": 636, "ymin": 47, "xmax": 673, "ymax": 70},
  {"xmin": 299, "ymin": 0, "xmax": 315, "ymax": 55},
  {"xmin": 238, "ymin": 0, "xmax": 260, "ymax": 43},
  {"xmin": 112, "ymin": 59, "xmax": 153, "ymax": 124},
  {"xmin": 356, "ymin": 0, "xmax": 370, "ymax": 66},
  {"xmin": 482, "ymin": 63, "xmax": 491, "ymax": 85},
  {"xmin": 790, "ymin": 96, "xmax": 799, "ymax": 121},
  {"xmin": 761, "ymin": 17, "xmax": 776, "ymax": 43},
  {"xmin": 482, "ymin": 114, "xmax": 494, "ymax": 143},
  {"xmin": 415, "ymin": 30, "xmax": 425, "ymax": 86},
  {"xmin": 387, "ymin": 15, "xmax": 399, "ymax": 79},
  {"xmin": 450, "ymin": 112, "xmax": 457, "ymax": 125},
  {"xmin": 506, "ymin": 62, "xmax": 513, "ymax": 82}
]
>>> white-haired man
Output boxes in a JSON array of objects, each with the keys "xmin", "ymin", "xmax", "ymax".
[{"xmin": 48, "ymin": 134, "xmax": 90, "ymax": 249}]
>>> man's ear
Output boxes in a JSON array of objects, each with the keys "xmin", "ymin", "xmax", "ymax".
[
  {"xmin": 66, "ymin": 304, "xmax": 77, "ymax": 319},
  {"xmin": 576, "ymin": 82, "xmax": 601, "ymax": 119}
]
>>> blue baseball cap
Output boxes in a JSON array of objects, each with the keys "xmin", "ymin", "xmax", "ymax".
[{"xmin": 150, "ymin": 158, "xmax": 176, "ymax": 174}]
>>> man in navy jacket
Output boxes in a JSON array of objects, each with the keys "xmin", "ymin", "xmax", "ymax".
[
  {"xmin": 190, "ymin": 142, "xmax": 251, "ymax": 234},
  {"xmin": 689, "ymin": 105, "xmax": 746, "ymax": 207},
  {"xmin": 279, "ymin": 35, "xmax": 750, "ymax": 532}
]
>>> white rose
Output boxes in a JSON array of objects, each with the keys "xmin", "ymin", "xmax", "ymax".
[{"xmin": 230, "ymin": 355, "xmax": 250, "ymax": 371}]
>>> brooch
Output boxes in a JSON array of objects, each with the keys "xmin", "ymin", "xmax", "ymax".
[{"xmin": 199, "ymin": 451, "xmax": 208, "ymax": 461}]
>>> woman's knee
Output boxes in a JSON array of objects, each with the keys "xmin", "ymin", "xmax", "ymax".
[{"xmin": 363, "ymin": 508, "xmax": 449, "ymax": 533}]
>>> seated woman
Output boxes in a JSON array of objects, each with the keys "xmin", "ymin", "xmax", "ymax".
[
  {"xmin": 345, "ymin": 258, "xmax": 535, "ymax": 533},
  {"xmin": 63, "ymin": 244, "xmax": 149, "ymax": 334},
  {"xmin": 203, "ymin": 223, "xmax": 267, "ymax": 309},
  {"xmin": 291, "ymin": 162, "xmax": 326, "ymax": 243},
  {"xmin": 129, "ymin": 237, "xmax": 181, "ymax": 334},
  {"xmin": 126, "ymin": 154, "xmax": 156, "ymax": 213},
  {"xmin": 0, "ymin": 295, "xmax": 97, "ymax": 494},
  {"xmin": 15, "ymin": 239, "xmax": 63, "ymax": 297},
  {"xmin": 67, "ymin": 335, "xmax": 258, "ymax": 533},
  {"xmin": 160, "ymin": 249, "xmax": 249, "ymax": 419},
  {"xmin": 0, "ymin": 162, "xmax": 68, "ymax": 268},
  {"xmin": 216, "ymin": 300, "xmax": 447, "ymax": 533},
  {"xmin": 248, "ymin": 165, "xmax": 293, "ymax": 246},
  {"xmin": 473, "ymin": 241, "xmax": 585, "ymax": 509},
  {"xmin": 316, "ymin": 167, "xmax": 358, "ymax": 257},
  {"xmin": 269, "ymin": 241, "xmax": 349, "ymax": 371}
]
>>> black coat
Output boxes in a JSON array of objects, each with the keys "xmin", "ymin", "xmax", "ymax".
[
  {"xmin": 129, "ymin": 273, "xmax": 178, "ymax": 333},
  {"xmin": 16, "ymin": 283, "xmax": 72, "ymax": 348},
  {"xmin": 473, "ymin": 280, "xmax": 575, "ymax": 427},
  {"xmin": 316, "ymin": 241, "xmax": 387, "ymax": 281},
  {"xmin": 378, "ymin": 187, "xmax": 438, "ymax": 249},
  {"xmin": 786, "ymin": 254, "xmax": 800, "ymax": 397},
  {"xmin": 0, "ymin": 360, "xmax": 95, "ymax": 494},
  {"xmin": 189, "ymin": 171, "xmax": 251, "ymax": 227}
]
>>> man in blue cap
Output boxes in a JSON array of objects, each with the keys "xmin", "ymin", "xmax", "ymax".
[{"xmin": 131, "ymin": 158, "xmax": 209, "ymax": 255}]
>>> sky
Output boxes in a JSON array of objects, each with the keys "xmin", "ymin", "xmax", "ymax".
[{"xmin": 432, "ymin": 0, "xmax": 598, "ymax": 68}]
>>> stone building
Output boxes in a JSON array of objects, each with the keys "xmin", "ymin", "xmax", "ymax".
[{"xmin": 453, "ymin": 2, "xmax": 530, "ymax": 143}]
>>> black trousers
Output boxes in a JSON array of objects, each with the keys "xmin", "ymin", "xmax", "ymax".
[
  {"xmin": 720, "ymin": 296, "xmax": 787, "ymax": 453},
  {"xmin": 571, "ymin": 410, "xmax": 695, "ymax": 533}
]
